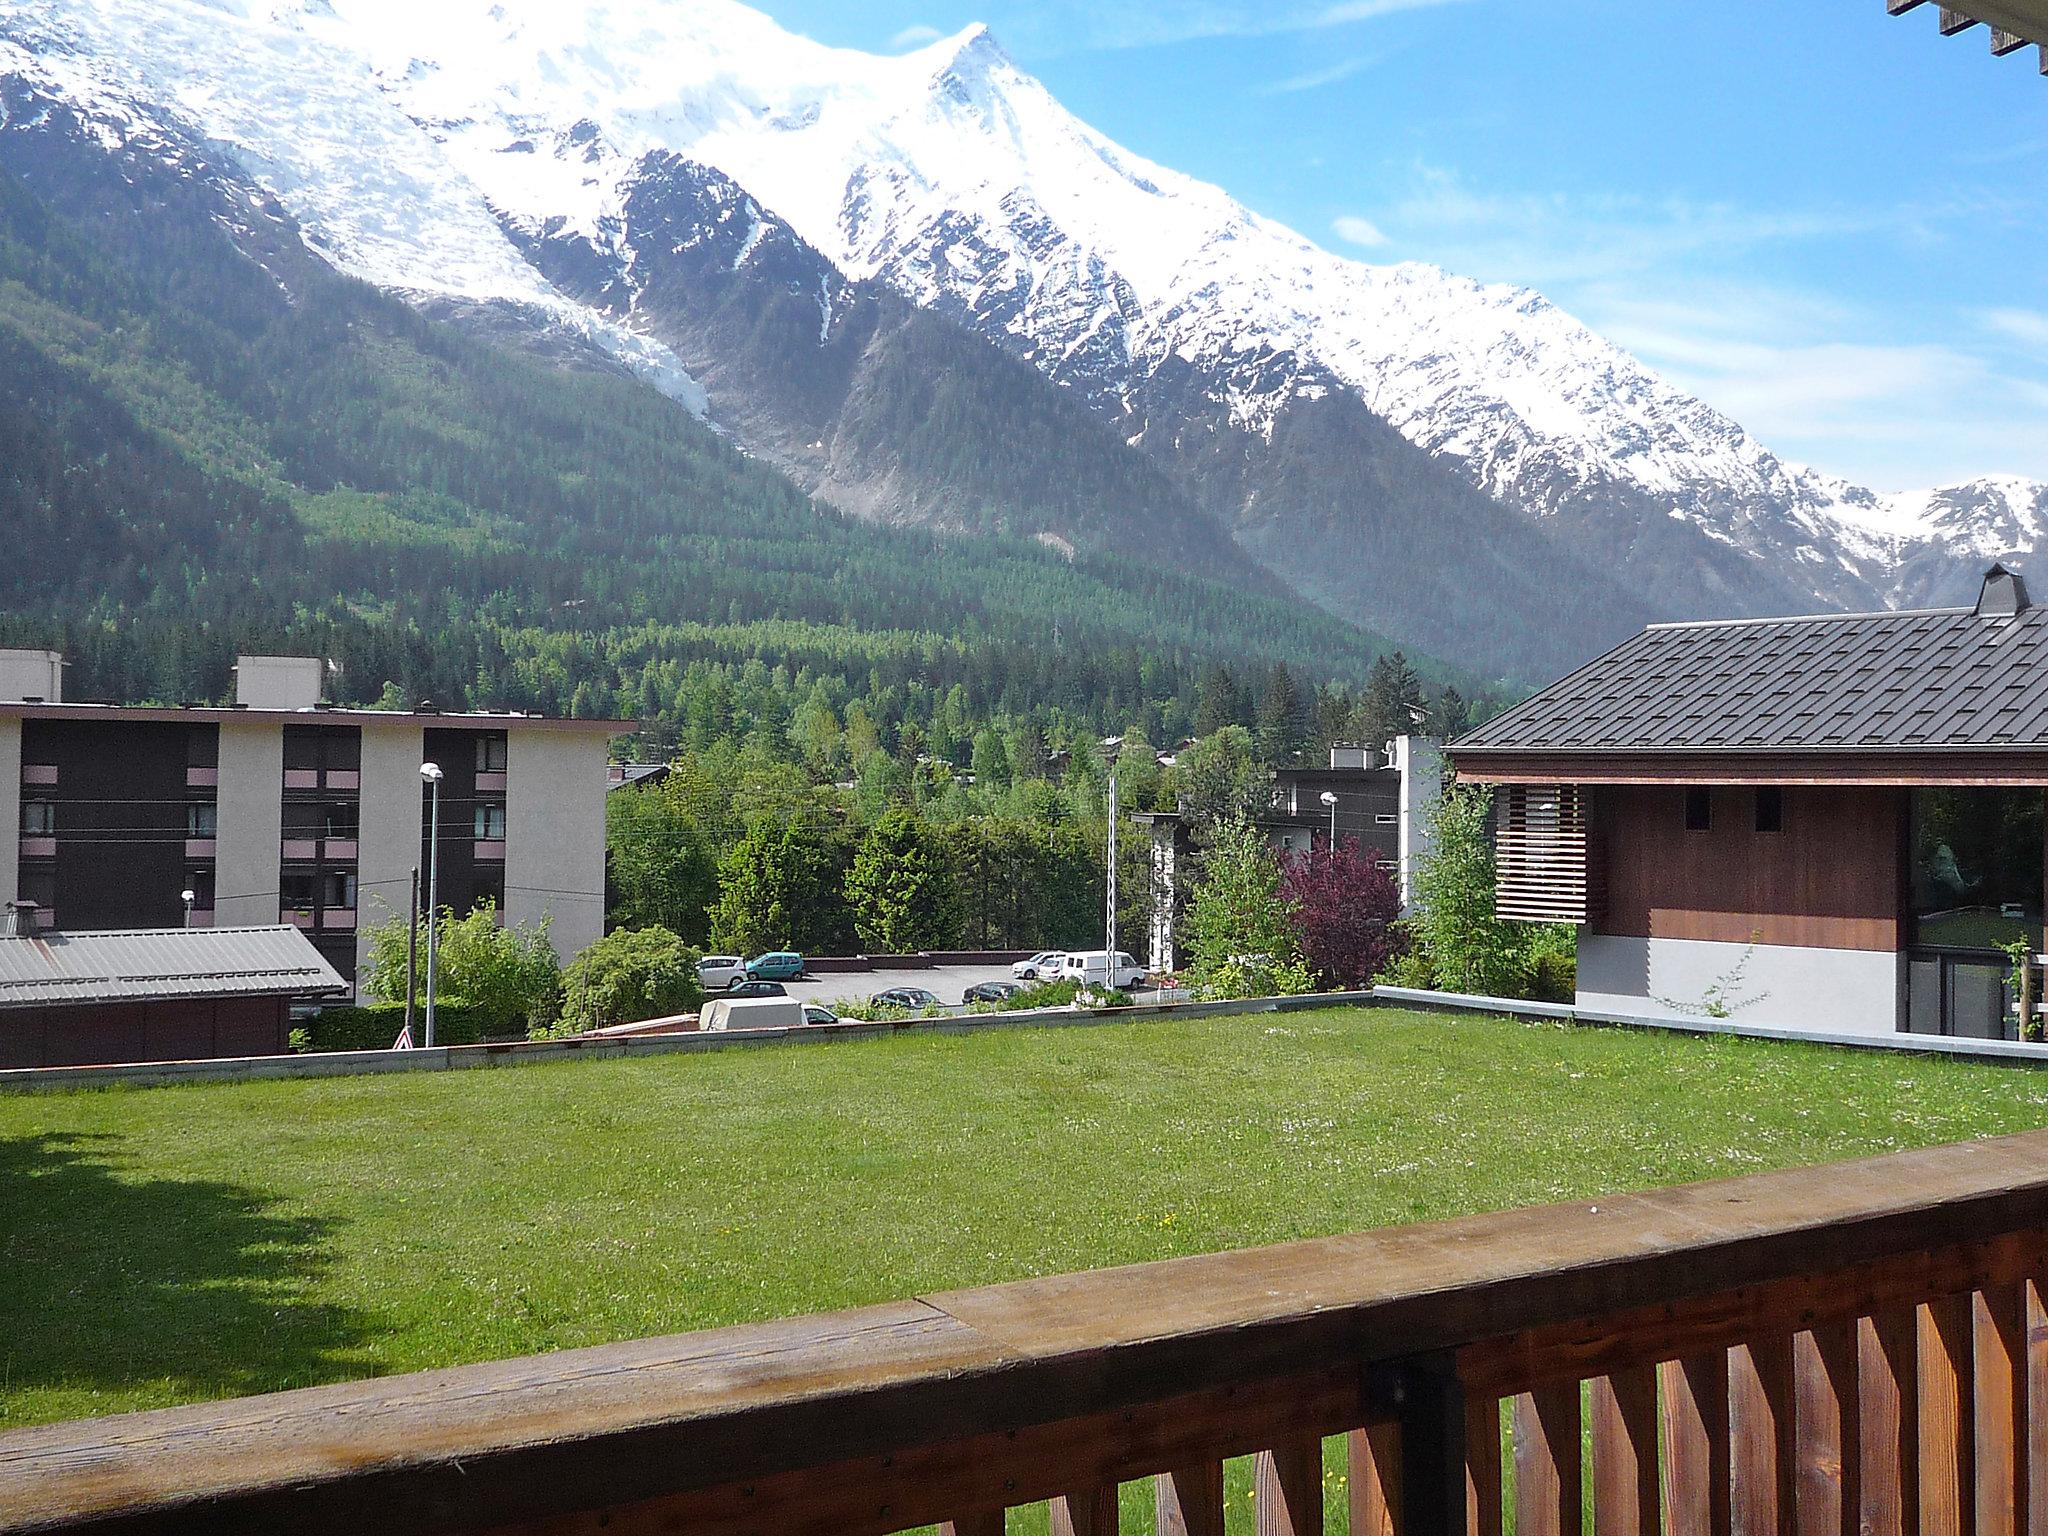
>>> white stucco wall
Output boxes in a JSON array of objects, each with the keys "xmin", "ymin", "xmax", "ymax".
[
  {"xmin": 1392, "ymin": 735, "xmax": 1443, "ymax": 914},
  {"xmin": 504, "ymin": 730, "xmax": 609, "ymax": 965},
  {"xmin": 1577, "ymin": 931, "xmax": 1902, "ymax": 1038},
  {"xmin": 0, "ymin": 717, "xmax": 19, "ymax": 911},
  {"xmin": 356, "ymin": 720, "xmax": 426, "ymax": 984},
  {"xmin": 213, "ymin": 721, "xmax": 283, "ymax": 927}
]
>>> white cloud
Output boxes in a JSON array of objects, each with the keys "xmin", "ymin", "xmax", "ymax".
[
  {"xmin": 1332, "ymin": 214, "xmax": 1390, "ymax": 247},
  {"xmin": 1983, "ymin": 307, "xmax": 2048, "ymax": 353},
  {"xmin": 1005, "ymin": 0, "xmax": 1471, "ymax": 53},
  {"xmin": 889, "ymin": 23, "xmax": 944, "ymax": 50},
  {"xmin": 1262, "ymin": 53, "xmax": 1381, "ymax": 94}
]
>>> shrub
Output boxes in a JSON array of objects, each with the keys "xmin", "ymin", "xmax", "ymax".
[
  {"xmin": 295, "ymin": 999, "xmax": 491, "ymax": 1052},
  {"xmin": 361, "ymin": 901, "xmax": 562, "ymax": 1035},
  {"xmin": 844, "ymin": 809, "xmax": 957, "ymax": 951},
  {"xmin": 1279, "ymin": 836, "xmax": 1402, "ymax": 989},
  {"xmin": 1182, "ymin": 817, "xmax": 1313, "ymax": 1001},
  {"xmin": 550, "ymin": 926, "xmax": 704, "ymax": 1037}
]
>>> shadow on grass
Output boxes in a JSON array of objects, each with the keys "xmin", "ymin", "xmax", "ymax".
[{"xmin": 0, "ymin": 1132, "xmax": 372, "ymax": 1417}]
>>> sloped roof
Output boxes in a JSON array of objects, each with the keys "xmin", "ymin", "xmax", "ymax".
[
  {"xmin": 1457, "ymin": 581, "xmax": 2048, "ymax": 755},
  {"xmin": 0, "ymin": 926, "xmax": 348, "ymax": 1011}
]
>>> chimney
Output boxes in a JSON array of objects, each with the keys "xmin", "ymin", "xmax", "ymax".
[
  {"xmin": 1976, "ymin": 564, "xmax": 2031, "ymax": 618},
  {"xmin": 2, "ymin": 901, "xmax": 41, "ymax": 938},
  {"xmin": 233, "ymin": 656, "xmax": 333, "ymax": 711},
  {"xmin": 0, "ymin": 649, "xmax": 64, "ymax": 704},
  {"xmin": 1330, "ymin": 742, "xmax": 1373, "ymax": 770}
]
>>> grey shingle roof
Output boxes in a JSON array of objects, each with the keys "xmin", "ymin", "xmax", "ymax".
[
  {"xmin": 1456, "ymin": 592, "xmax": 2048, "ymax": 754},
  {"xmin": 0, "ymin": 926, "xmax": 348, "ymax": 1011}
]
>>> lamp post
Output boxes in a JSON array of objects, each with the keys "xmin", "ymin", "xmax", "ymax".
[
  {"xmin": 1105, "ymin": 756, "xmax": 1119, "ymax": 966},
  {"xmin": 180, "ymin": 888, "xmax": 196, "ymax": 927},
  {"xmin": 419, "ymin": 762, "xmax": 444, "ymax": 1048},
  {"xmin": 1319, "ymin": 790, "xmax": 1338, "ymax": 861}
]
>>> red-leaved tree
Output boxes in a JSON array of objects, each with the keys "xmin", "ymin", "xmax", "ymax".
[{"xmin": 1279, "ymin": 835, "xmax": 1403, "ymax": 988}]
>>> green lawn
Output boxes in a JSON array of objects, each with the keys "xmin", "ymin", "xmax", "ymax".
[{"xmin": 5, "ymin": 1006, "xmax": 2047, "ymax": 1453}]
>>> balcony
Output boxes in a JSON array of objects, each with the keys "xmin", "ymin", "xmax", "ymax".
[
  {"xmin": 282, "ymin": 768, "xmax": 319, "ymax": 791},
  {"xmin": 474, "ymin": 770, "xmax": 507, "ymax": 793},
  {"xmin": 326, "ymin": 769, "xmax": 360, "ymax": 791},
  {"xmin": 320, "ymin": 908, "xmax": 357, "ymax": 932},
  {"xmin": 280, "ymin": 838, "xmax": 319, "ymax": 862},
  {"xmin": 18, "ymin": 836, "xmax": 55, "ymax": 859},
  {"xmin": 20, "ymin": 764, "xmax": 57, "ymax": 787},
  {"xmin": 5, "ymin": 1130, "xmax": 2044, "ymax": 1535},
  {"xmin": 323, "ymin": 838, "xmax": 358, "ymax": 861},
  {"xmin": 183, "ymin": 838, "xmax": 216, "ymax": 860},
  {"xmin": 184, "ymin": 909, "xmax": 214, "ymax": 929},
  {"xmin": 282, "ymin": 908, "xmax": 315, "ymax": 929},
  {"xmin": 472, "ymin": 839, "xmax": 506, "ymax": 861},
  {"xmin": 184, "ymin": 766, "xmax": 218, "ymax": 789}
]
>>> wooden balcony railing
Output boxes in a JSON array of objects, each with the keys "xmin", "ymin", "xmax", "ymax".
[{"xmin": 6, "ymin": 1131, "xmax": 2048, "ymax": 1536}]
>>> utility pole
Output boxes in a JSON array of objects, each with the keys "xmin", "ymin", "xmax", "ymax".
[
  {"xmin": 420, "ymin": 763, "xmax": 444, "ymax": 1048},
  {"xmin": 403, "ymin": 864, "xmax": 420, "ymax": 1044},
  {"xmin": 1105, "ymin": 758, "xmax": 1119, "ymax": 963}
]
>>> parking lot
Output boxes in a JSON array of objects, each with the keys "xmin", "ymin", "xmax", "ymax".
[{"xmin": 779, "ymin": 963, "xmax": 1033, "ymax": 1012}]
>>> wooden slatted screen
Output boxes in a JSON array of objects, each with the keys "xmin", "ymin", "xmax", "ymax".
[{"xmin": 1495, "ymin": 784, "xmax": 1599, "ymax": 924}]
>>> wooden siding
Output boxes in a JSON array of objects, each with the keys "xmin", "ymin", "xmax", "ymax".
[
  {"xmin": 1495, "ymin": 784, "xmax": 1599, "ymax": 924},
  {"xmin": 0, "ymin": 995, "xmax": 290, "ymax": 1069},
  {"xmin": 1591, "ymin": 785, "xmax": 1904, "ymax": 951}
]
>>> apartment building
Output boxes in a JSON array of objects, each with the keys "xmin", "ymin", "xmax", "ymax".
[{"xmin": 0, "ymin": 651, "xmax": 624, "ymax": 996}]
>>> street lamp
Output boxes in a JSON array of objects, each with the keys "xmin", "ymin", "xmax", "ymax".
[
  {"xmin": 180, "ymin": 888, "xmax": 196, "ymax": 926},
  {"xmin": 419, "ymin": 762, "xmax": 444, "ymax": 1048},
  {"xmin": 1319, "ymin": 790, "xmax": 1339, "ymax": 860}
]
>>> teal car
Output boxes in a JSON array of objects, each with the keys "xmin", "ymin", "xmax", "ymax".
[{"xmin": 746, "ymin": 951, "xmax": 806, "ymax": 981}]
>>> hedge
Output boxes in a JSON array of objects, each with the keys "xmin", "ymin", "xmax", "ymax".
[{"xmin": 294, "ymin": 999, "xmax": 492, "ymax": 1053}]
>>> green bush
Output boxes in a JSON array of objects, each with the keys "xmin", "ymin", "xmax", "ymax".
[
  {"xmin": 296, "ymin": 1000, "xmax": 491, "ymax": 1052},
  {"xmin": 360, "ymin": 901, "xmax": 562, "ymax": 1035},
  {"xmin": 549, "ymin": 926, "xmax": 704, "ymax": 1037}
]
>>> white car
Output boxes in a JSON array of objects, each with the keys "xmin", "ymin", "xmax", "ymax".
[
  {"xmin": 1058, "ymin": 950, "xmax": 1148, "ymax": 990},
  {"xmin": 1013, "ymin": 950, "xmax": 1066, "ymax": 981},
  {"xmin": 696, "ymin": 955, "xmax": 748, "ymax": 991}
]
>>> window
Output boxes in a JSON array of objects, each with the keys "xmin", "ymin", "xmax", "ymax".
[
  {"xmin": 1910, "ymin": 787, "xmax": 2044, "ymax": 951},
  {"xmin": 321, "ymin": 870, "xmax": 357, "ymax": 910},
  {"xmin": 476, "ymin": 735, "xmax": 508, "ymax": 773},
  {"xmin": 1375, "ymin": 813, "xmax": 1398, "ymax": 826},
  {"xmin": 186, "ymin": 802, "xmax": 219, "ymax": 838},
  {"xmin": 1684, "ymin": 787, "xmax": 1712, "ymax": 831},
  {"xmin": 21, "ymin": 800, "xmax": 55, "ymax": 836},
  {"xmin": 474, "ymin": 803, "xmax": 507, "ymax": 840},
  {"xmin": 1754, "ymin": 787, "xmax": 1783, "ymax": 835},
  {"xmin": 281, "ymin": 871, "xmax": 318, "ymax": 910},
  {"xmin": 322, "ymin": 802, "xmax": 360, "ymax": 839},
  {"xmin": 184, "ymin": 869, "xmax": 215, "ymax": 910}
]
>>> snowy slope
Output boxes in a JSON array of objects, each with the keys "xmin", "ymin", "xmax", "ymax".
[{"xmin": 2, "ymin": 0, "xmax": 2040, "ymax": 626}]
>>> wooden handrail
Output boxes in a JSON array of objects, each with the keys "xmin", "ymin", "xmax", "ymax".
[{"xmin": 7, "ymin": 1131, "xmax": 2048, "ymax": 1535}]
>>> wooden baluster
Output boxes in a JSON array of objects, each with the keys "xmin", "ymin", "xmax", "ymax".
[
  {"xmin": 942, "ymin": 1514, "xmax": 1006, "ymax": 1536},
  {"xmin": 1732, "ymin": 1337, "xmax": 1797, "ymax": 1536},
  {"xmin": 1350, "ymin": 1422, "xmax": 1401, "ymax": 1536},
  {"xmin": 1256, "ymin": 1437, "xmax": 1325, "ymax": 1536},
  {"xmin": 1592, "ymin": 1367, "xmax": 1660, "ymax": 1536},
  {"xmin": 1156, "ymin": 1463, "xmax": 1225, "ymax": 1536},
  {"xmin": 1468, "ymin": 1395, "xmax": 1505, "ymax": 1536},
  {"xmin": 1515, "ymin": 1383, "xmax": 1583, "ymax": 1536},
  {"xmin": 1862, "ymin": 1309, "xmax": 1921, "ymax": 1536},
  {"xmin": 1920, "ymin": 1294, "xmax": 1976, "ymax": 1536},
  {"xmin": 1793, "ymin": 1322, "xmax": 1859, "ymax": 1536},
  {"xmin": 1978, "ymin": 1284, "xmax": 2029, "ymax": 1536},
  {"xmin": 1050, "ymin": 1485, "xmax": 1119, "ymax": 1536},
  {"xmin": 1665, "ymin": 1353, "xmax": 1734, "ymax": 1536},
  {"xmin": 2026, "ymin": 1275, "xmax": 2048, "ymax": 1536}
]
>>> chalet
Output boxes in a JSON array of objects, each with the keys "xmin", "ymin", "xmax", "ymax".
[{"xmin": 1451, "ymin": 565, "xmax": 2048, "ymax": 1041}]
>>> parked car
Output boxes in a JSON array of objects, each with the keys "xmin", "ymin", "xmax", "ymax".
[
  {"xmin": 963, "ymin": 980, "xmax": 1023, "ymax": 1005},
  {"xmin": 1057, "ymin": 950, "xmax": 1148, "ymax": 990},
  {"xmin": 746, "ymin": 951, "xmax": 807, "ymax": 981},
  {"xmin": 700, "ymin": 996, "xmax": 803, "ymax": 1032},
  {"xmin": 726, "ymin": 979, "xmax": 787, "ymax": 998},
  {"xmin": 801, "ymin": 1003, "xmax": 840, "ymax": 1027},
  {"xmin": 696, "ymin": 954, "xmax": 747, "ymax": 991},
  {"xmin": 871, "ymin": 986, "xmax": 942, "ymax": 1011},
  {"xmin": 1012, "ymin": 950, "xmax": 1065, "ymax": 981}
]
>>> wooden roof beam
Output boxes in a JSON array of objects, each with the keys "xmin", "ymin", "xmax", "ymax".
[
  {"xmin": 1940, "ymin": 6, "xmax": 1983, "ymax": 33},
  {"xmin": 1991, "ymin": 25, "xmax": 2030, "ymax": 49}
]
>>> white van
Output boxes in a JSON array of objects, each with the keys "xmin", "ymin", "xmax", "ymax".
[
  {"xmin": 1058, "ymin": 950, "xmax": 1147, "ymax": 990},
  {"xmin": 700, "ymin": 996, "xmax": 804, "ymax": 1032}
]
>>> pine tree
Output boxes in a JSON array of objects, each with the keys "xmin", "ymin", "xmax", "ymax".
[{"xmin": 1254, "ymin": 662, "xmax": 1308, "ymax": 765}]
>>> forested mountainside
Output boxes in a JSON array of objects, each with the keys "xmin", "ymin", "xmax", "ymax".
[{"xmin": 0, "ymin": 102, "xmax": 1482, "ymax": 747}]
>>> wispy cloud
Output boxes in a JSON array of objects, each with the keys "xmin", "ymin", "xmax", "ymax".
[
  {"xmin": 1332, "ymin": 214, "xmax": 1391, "ymax": 247},
  {"xmin": 1983, "ymin": 307, "xmax": 2048, "ymax": 354},
  {"xmin": 1003, "ymin": 0, "xmax": 1472, "ymax": 54},
  {"xmin": 889, "ymin": 23, "xmax": 944, "ymax": 50},
  {"xmin": 1261, "ymin": 53, "xmax": 1381, "ymax": 94}
]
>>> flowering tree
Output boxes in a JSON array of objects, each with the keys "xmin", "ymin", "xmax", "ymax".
[{"xmin": 1280, "ymin": 836, "xmax": 1403, "ymax": 989}]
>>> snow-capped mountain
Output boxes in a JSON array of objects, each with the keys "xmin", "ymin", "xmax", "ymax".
[{"xmin": 1, "ymin": 0, "xmax": 2039, "ymax": 676}]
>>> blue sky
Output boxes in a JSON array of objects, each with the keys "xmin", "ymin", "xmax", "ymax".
[{"xmin": 756, "ymin": 0, "xmax": 2048, "ymax": 493}]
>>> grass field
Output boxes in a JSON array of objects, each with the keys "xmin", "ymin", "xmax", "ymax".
[{"xmin": 6, "ymin": 1005, "xmax": 2048, "ymax": 1517}]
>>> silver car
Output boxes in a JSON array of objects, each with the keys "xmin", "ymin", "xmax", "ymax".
[
  {"xmin": 1012, "ymin": 950, "xmax": 1065, "ymax": 981},
  {"xmin": 696, "ymin": 954, "xmax": 748, "ymax": 991}
]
